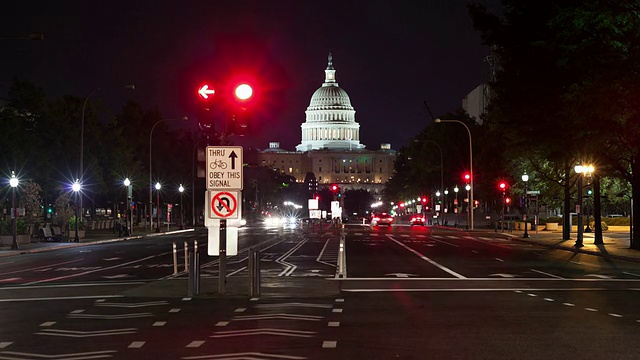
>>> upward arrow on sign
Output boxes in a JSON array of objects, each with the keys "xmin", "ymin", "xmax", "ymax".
[{"xmin": 229, "ymin": 151, "xmax": 238, "ymax": 170}]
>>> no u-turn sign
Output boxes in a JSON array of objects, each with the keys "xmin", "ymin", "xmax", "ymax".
[{"xmin": 208, "ymin": 191, "xmax": 240, "ymax": 219}]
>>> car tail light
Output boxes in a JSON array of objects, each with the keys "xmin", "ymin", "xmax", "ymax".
[{"xmin": 373, "ymin": 217, "xmax": 380, "ymax": 221}]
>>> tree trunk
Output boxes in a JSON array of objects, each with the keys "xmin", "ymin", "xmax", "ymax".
[
  {"xmin": 563, "ymin": 159, "xmax": 571, "ymax": 240},
  {"xmin": 594, "ymin": 173, "xmax": 603, "ymax": 245},
  {"xmin": 632, "ymin": 154, "xmax": 640, "ymax": 249}
]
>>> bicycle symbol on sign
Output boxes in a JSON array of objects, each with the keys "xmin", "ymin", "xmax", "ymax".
[{"xmin": 209, "ymin": 160, "xmax": 228, "ymax": 170}]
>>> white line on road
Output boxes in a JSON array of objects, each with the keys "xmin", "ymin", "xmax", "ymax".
[
  {"xmin": 328, "ymin": 322, "xmax": 340, "ymax": 327},
  {"xmin": 152, "ymin": 321, "xmax": 166, "ymax": 326},
  {"xmin": 0, "ymin": 342, "xmax": 12, "ymax": 349},
  {"xmin": 623, "ymin": 271, "xmax": 640, "ymax": 278},
  {"xmin": 609, "ymin": 313, "xmax": 623, "ymax": 318},
  {"xmin": 433, "ymin": 239, "xmax": 459, "ymax": 248},
  {"xmin": 530, "ymin": 269, "xmax": 565, "ymax": 279},
  {"xmin": 234, "ymin": 308, "xmax": 246, "ymax": 313},
  {"xmin": 0, "ymin": 295, "xmax": 124, "ymax": 303},
  {"xmin": 563, "ymin": 303, "xmax": 575, "ymax": 307},
  {"xmin": 495, "ymin": 258, "xmax": 504, "ymax": 262},
  {"xmin": 342, "ymin": 288, "xmax": 617, "ymax": 292},
  {"xmin": 585, "ymin": 308, "xmax": 598, "ymax": 312},
  {"xmin": 40, "ymin": 322, "xmax": 56, "ymax": 327},
  {"xmin": 544, "ymin": 298, "xmax": 555, "ymax": 302},
  {"xmin": 169, "ymin": 308, "xmax": 181, "ymax": 313},
  {"xmin": 128, "ymin": 341, "xmax": 145, "ymax": 348},
  {"xmin": 322, "ymin": 341, "xmax": 338, "ymax": 348},
  {"xmin": 527, "ymin": 294, "xmax": 538, "ymax": 297},
  {"xmin": 186, "ymin": 340, "xmax": 205, "ymax": 348},
  {"xmin": 216, "ymin": 322, "xmax": 229, "ymax": 326},
  {"xmin": 332, "ymin": 308, "xmax": 343, "ymax": 313},
  {"xmin": 389, "ymin": 237, "xmax": 466, "ymax": 279}
]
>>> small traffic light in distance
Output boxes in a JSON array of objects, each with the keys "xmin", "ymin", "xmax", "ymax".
[
  {"xmin": 505, "ymin": 197, "xmax": 511, "ymax": 204},
  {"xmin": 331, "ymin": 184, "xmax": 339, "ymax": 192},
  {"xmin": 499, "ymin": 181, "xmax": 508, "ymax": 191},
  {"xmin": 234, "ymin": 83, "xmax": 253, "ymax": 101},
  {"xmin": 463, "ymin": 173, "xmax": 471, "ymax": 183},
  {"xmin": 587, "ymin": 188, "xmax": 593, "ymax": 195},
  {"xmin": 421, "ymin": 197, "xmax": 427, "ymax": 203}
]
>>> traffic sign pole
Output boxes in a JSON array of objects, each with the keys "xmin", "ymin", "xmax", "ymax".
[{"xmin": 218, "ymin": 219, "xmax": 227, "ymax": 294}]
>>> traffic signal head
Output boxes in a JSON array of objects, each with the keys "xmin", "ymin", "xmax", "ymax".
[
  {"xmin": 463, "ymin": 173, "xmax": 471, "ymax": 183},
  {"xmin": 505, "ymin": 197, "xmax": 511, "ymax": 204},
  {"xmin": 331, "ymin": 184, "xmax": 339, "ymax": 192},
  {"xmin": 198, "ymin": 84, "xmax": 216, "ymax": 100},
  {"xmin": 421, "ymin": 197, "xmax": 427, "ymax": 203},
  {"xmin": 587, "ymin": 189, "xmax": 593, "ymax": 195},
  {"xmin": 234, "ymin": 84, "xmax": 253, "ymax": 101},
  {"xmin": 499, "ymin": 181, "xmax": 508, "ymax": 191}
]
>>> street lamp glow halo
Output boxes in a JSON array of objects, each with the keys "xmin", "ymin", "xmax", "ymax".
[
  {"xmin": 124, "ymin": 178, "xmax": 131, "ymax": 187},
  {"xmin": 155, "ymin": 182, "xmax": 161, "ymax": 190},
  {"xmin": 9, "ymin": 174, "xmax": 18, "ymax": 188},
  {"xmin": 179, "ymin": 184, "xmax": 184, "ymax": 193},
  {"xmin": 72, "ymin": 180, "xmax": 81, "ymax": 192},
  {"xmin": 522, "ymin": 174, "xmax": 529, "ymax": 182}
]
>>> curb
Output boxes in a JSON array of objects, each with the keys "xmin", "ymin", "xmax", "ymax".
[{"xmin": 0, "ymin": 228, "xmax": 195, "ymax": 258}]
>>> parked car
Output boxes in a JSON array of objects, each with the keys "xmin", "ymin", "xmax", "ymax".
[
  {"xmin": 371, "ymin": 212, "xmax": 394, "ymax": 226},
  {"xmin": 409, "ymin": 215, "xmax": 426, "ymax": 226}
]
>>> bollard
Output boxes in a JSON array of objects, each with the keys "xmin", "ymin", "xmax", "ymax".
[
  {"xmin": 184, "ymin": 241, "xmax": 188, "ymax": 273},
  {"xmin": 337, "ymin": 234, "xmax": 346, "ymax": 278},
  {"xmin": 172, "ymin": 242, "xmax": 178, "ymax": 275},
  {"xmin": 248, "ymin": 248, "xmax": 260, "ymax": 297},
  {"xmin": 194, "ymin": 240, "xmax": 198, "ymax": 254}
]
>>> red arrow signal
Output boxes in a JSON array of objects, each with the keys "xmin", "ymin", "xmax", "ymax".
[{"xmin": 198, "ymin": 85, "xmax": 215, "ymax": 99}]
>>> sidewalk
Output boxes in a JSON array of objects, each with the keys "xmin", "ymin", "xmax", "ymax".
[
  {"xmin": 479, "ymin": 227, "xmax": 640, "ymax": 263},
  {"xmin": 0, "ymin": 227, "xmax": 195, "ymax": 257}
]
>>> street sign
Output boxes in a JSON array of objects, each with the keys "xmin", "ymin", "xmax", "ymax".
[
  {"xmin": 309, "ymin": 210, "xmax": 322, "ymax": 219},
  {"xmin": 208, "ymin": 191, "xmax": 240, "ymax": 219},
  {"xmin": 308, "ymin": 198, "xmax": 319, "ymax": 210},
  {"xmin": 527, "ymin": 190, "xmax": 540, "ymax": 195},
  {"xmin": 206, "ymin": 146, "xmax": 243, "ymax": 190},
  {"xmin": 208, "ymin": 225, "xmax": 238, "ymax": 256}
]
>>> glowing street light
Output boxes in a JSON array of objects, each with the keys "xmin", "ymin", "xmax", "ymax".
[
  {"xmin": 9, "ymin": 171, "xmax": 19, "ymax": 250},
  {"xmin": 155, "ymin": 182, "xmax": 161, "ymax": 233},
  {"xmin": 179, "ymin": 184, "xmax": 185, "ymax": 230},
  {"xmin": 522, "ymin": 173, "xmax": 530, "ymax": 238},
  {"xmin": 72, "ymin": 179, "xmax": 81, "ymax": 242},
  {"xmin": 124, "ymin": 178, "xmax": 132, "ymax": 236}
]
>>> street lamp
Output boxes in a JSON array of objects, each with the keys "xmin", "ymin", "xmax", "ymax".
[
  {"xmin": 522, "ymin": 173, "xmax": 530, "ymax": 238},
  {"xmin": 155, "ymin": 182, "xmax": 161, "ymax": 233},
  {"xmin": 583, "ymin": 165, "xmax": 595, "ymax": 233},
  {"xmin": 574, "ymin": 164, "xmax": 584, "ymax": 247},
  {"xmin": 124, "ymin": 178, "xmax": 132, "ymax": 236},
  {"xmin": 72, "ymin": 179, "xmax": 81, "ymax": 242},
  {"xmin": 9, "ymin": 171, "xmax": 19, "ymax": 250},
  {"xmin": 179, "ymin": 184, "xmax": 185, "ymax": 230},
  {"xmin": 465, "ymin": 184, "xmax": 471, "ymax": 229},
  {"xmin": 444, "ymin": 189, "xmax": 449, "ymax": 225},
  {"xmin": 453, "ymin": 186, "xmax": 459, "ymax": 227},
  {"xmin": 149, "ymin": 116, "xmax": 188, "ymax": 231},
  {"xmin": 436, "ymin": 190, "xmax": 441, "ymax": 225},
  {"xmin": 79, "ymin": 85, "xmax": 134, "ymax": 224},
  {"xmin": 435, "ymin": 119, "xmax": 474, "ymax": 229}
]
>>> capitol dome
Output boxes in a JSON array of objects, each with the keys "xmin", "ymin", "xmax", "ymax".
[{"xmin": 296, "ymin": 53, "xmax": 365, "ymax": 152}]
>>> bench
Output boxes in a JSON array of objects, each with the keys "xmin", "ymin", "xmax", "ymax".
[
  {"xmin": 39, "ymin": 227, "xmax": 54, "ymax": 241},
  {"xmin": 51, "ymin": 226, "xmax": 65, "ymax": 242}
]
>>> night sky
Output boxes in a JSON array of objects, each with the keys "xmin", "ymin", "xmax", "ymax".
[{"xmin": 1, "ymin": 0, "xmax": 501, "ymax": 151}]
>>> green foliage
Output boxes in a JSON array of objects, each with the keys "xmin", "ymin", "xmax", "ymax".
[
  {"xmin": 601, "ymin": 217, "xmax": 629, "ymax": 226},
  {"xmin": 69, "ymin": 215, "xmax": 85, "ymax": 230},
  {"xmin": 0, "ymin": 217, "xmax": 29, "ymax": 235},
  {"xmin": 21, "ymin": 180, "xmax": 42, "ymax": 223}
]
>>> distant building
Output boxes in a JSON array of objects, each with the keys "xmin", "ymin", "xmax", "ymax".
[
  {"xmin": 462, "ymin": 83, "xmax": 488, "ymax": 125},
  {"xmin": 258, "ymin": 54, "xmax": 396, "ymax": 200}
]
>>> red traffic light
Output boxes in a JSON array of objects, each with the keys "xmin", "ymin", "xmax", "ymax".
[
  {"xmin": 499, "ymin": 181, "xmax": 508, "ymax": 191},
  {"xmin": 198, "ymin": 84, "xmax": 215, "ymax": 100},
  {"xmin": 234, "ymin": 84, "xmax": 253, "ymax": 100},
  {"xmin": 421, "ymin": 197, "xmax": 427, "ymax": 203},
  {"xmin": 463, "ymin": 173, "xmax": 471, "ymax": 182},
  {"xmin": 505, "ymin": 197, "xmax": 511, "ymax": 204},
  {"xmin": 330, "ymin": 184, "xmax": 339, "ymax": 192}
]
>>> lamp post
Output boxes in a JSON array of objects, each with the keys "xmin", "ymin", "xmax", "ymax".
[
  {"xmin": 435, "ymin": 119, "xmax": 474, "ymax": 229},
  {"xmin": 124, "ymin": 178, "xmax": 132, "ymax": 236},
  {"xmin": 584, "ymin": 165, "xmax": 595, "ymax": 233},
  {"xmin": 465, "ymin": 184, "xmax": 471, "ymax": 229},
  {"xmin": 454, "ymin": 186, "xmax": 459, "ymax": 227},
  {"xmin": 72, "ymin": 180, "xmax": 81, "ymax": 242},
  {"xmin": 574, "ymin": 164, "xmax": 584, "ymax": 248},
  {"xmin": 149, "ymin": 117, "xmax": 188, "ymax": 231},
  {"xmin": 9, "ymin": 171, "xmax": 19, "ymax": 250},
  {"xmin": 522, "ymin": 173, "xmax": 530, "ymax": 238},
  {"xmin": 80, "ymin": 85, "xmax": 134, "ymax": 224},
  {"xmin": 155, "ymin": 182, "xmax": 161, "ymax": 233},
  {"xmin": 444, "ymin": 189, "xmax": 449, "ymax": 226},
  {"xmin": 435, "ymin": 190, "xmax": 441, "ymax": 225},
  {"xmin": 179, "ymin": 184, "xmax": 185, "ymax": 230}
]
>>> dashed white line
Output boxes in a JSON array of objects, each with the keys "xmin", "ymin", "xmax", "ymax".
[
  {"xmin": 544, "ymin": 298, "xmax": 555, "ymax": 302},
  {"xmin": 585, "ymin": 308, "xmax": 598, "ymax": 312},
  {"xmin": 328, "ymin": 322, "xmax": 340, "ymax": 327},
  {"xmin": 495, "ymin": 258, "xmax": 504, "ymax": 262},
  {"xmin": 514, "ymin": 290, "xmax": 523, "ymax": 294},
  {"xmin": 322, "ymin": 341, "xmax": 337, "ymax": 348},
  {"xmin": 186, "ymin": 340, "xmax": 205, "ymax": 348},
  {"xmin": 234, "ymin": 308, "xmax": 246, "ymax": 313},
  {"xmin": 70, "ymin": 310, "xmax": 84, "ymax": 314},
  {"xmin": 527, "ymin": 294, "xmax": 537, "ymax": 297},
  {"xmin": 128, "ymin": 341, "xmax": 145, "ymax": 348},
  {"xmin": 332, "ymin": 308, "xmax": 343, "ymax": 313},
  {"xmin": 472, "ymin": 250, "xmax": 479, "ymax": 254},
  {"xmin": 563, "ymin": 303, "xmax": 575, "ymax": 307},
  {"xmin": 152, "ymin": 321, "xmax": 166, "ymax": 327},
  {"xmin": 530, "ymin": 269, "xmax": 565, "ymax": 279},
  {"xmin": 389, "ymin": 237, "xmax": 466, "ymax": 279},
  {"xmin": 335, "ymin": 298, "xmax": 344, "ymax": 303},
  {"xmin": 216, "ymin": 321, "xmax": 229, "ymax": 327},
  {"xmin": 609, "ymin": 313, "xmax": 623, "ymax": 318},
  {"xmin": 169, "ymin": 308, "xmax": 181, "ymax": 313},
  {"xmin": 182, "ymin": 298, "xmax": 192, "ymax": 301},
  {"xmin": 623, "ymin": 272, "xmax": 640, "ymax": 278},
  {"xmin": 40, "ymin": 322, "xmax": 56, "ymax": 327},
  {"xmin": 0, "ymin": 342, "xmax": 12, "ymax": 349}
]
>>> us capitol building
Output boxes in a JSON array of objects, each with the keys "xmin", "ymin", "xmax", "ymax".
[{"xmin": 258, "ymin": 54, "xmax": 396, "ymax": 200}]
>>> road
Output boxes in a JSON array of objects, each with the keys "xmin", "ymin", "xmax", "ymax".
[{"xmin": 1, "ymin": 223, "xmax": 640, "ymax": 359}]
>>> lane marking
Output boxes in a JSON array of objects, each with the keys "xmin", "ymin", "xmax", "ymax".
[
  {"xmin": 322, "ymin": 341, "xmax": 338, "ymax": 348},
  {"xmin": 128, "ymin": 341, "xmax": 145, "ymax": 348},
  {"xmin": 70, "ymin": 310, "xmax": 85, "ymax": 314},
  {"xmin": 495, "ymin": 258, "xmax": 504, "ymax": 262},
  {"xmin": 332, "ymin": 309, "xmax": 343, "ymax": 313},
  {"xmin": 609, "ymin": 313, "xmax": 623, "ymax": 318},
  {"xmin": 0, "ymin": 342, "xmax": 12, "ymax": 349},
  {"xmin": 544, "ymin": 298, "xmax": 555, "ymax": 302},
  {"xmin": 527, "ymin": 293, "xmax": 538, "ymax": 297},
  {"xmin": 530, "ymin": 269, "xmax": 565, "ymax": 279},
  {"xmin": 152, "ymin": 321, "xmax": 166, "ymax": 326},
  {"xmin": 0, "ymin": 282, "xmax": 146, "ymax": 291},
  {"xmin": 0, "ymin": 295, "xmax": 124, "ymax": 303},
  {"xmin": 389, "ymin": 237, "xmax": 466, "ymax": 279},
  {"xmin": 432, "ymin": 239, "xmax": 459, "ymax": 248},
  {"xmin": 335, "ymin": 298, "xmax": 344, "ymax": 303},
  {"xmin": 216, "ymin": 322, "xmax": 230, "ymax": 326},
  {"xmin": 563, "ymin": 303, "xmax": 575, "ymax": 307},
  {"xmin": 0, "ymin": 259, "xmax": 83, "ymax": 276},
  {"xmin": 328, "ymin": 322, "xmax": 340, "ymax": 327},
  {"xmin": 623, "ymin": 271, "xmax": 640, "ymax": 278},
  {"xmin": 186, "ymin": 341, "xmax": 205, "ymax": 348},
  {"xmin": 234, "ymin": 308, "xmax": 246, "ymax": 313},
  {"xmin": 169, "ymin": 308, "xmax": 181, "ymax": 313},
  {"xmin": 40, "ymin": 322, "xmax": 56, "ymax": 327},
  {"xmin": 585, "ymin": 308, "xmax": 598, "ymax": 312},
  {"xmin": 342, "ymin": 288, "xmax": 618, "ymax": 292}
]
